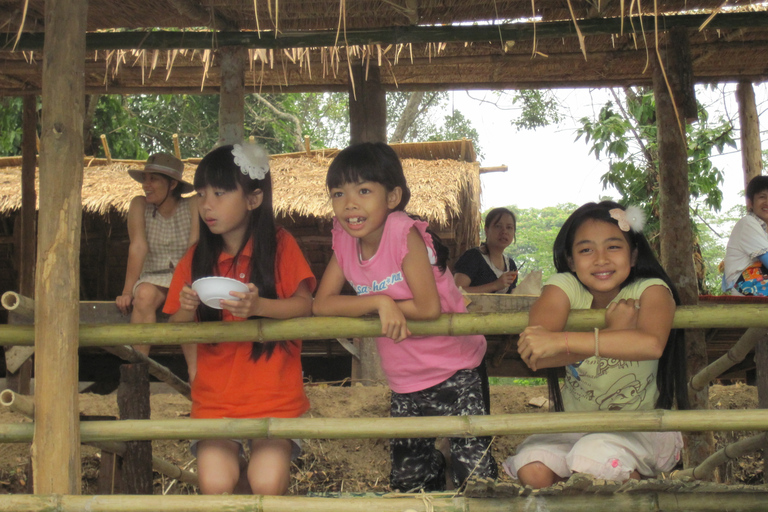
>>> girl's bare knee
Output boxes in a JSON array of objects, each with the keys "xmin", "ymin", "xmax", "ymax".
[
  {"xmin": 198, "ymin": 472, "xmax": 238, "ymax": 495},
  {"xmin": 517, "ymin": 461, "xmax": 561, "ymax": 489}
]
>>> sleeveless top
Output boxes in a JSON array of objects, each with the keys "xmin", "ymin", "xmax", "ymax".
[
  {"xmin": 135, "ymin": 196, "xmax": 193, "ymax": 290},
  {"xmin": 332, "ymin": 210, "xmax": 486, "ymax": 394}
]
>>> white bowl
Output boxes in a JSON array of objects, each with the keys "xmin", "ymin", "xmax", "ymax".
[{"xmin": 191, "ymin": 277, "xmax": 249, "ymax": 309}]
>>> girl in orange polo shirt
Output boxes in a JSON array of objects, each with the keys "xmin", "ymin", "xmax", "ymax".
[{"xmin": 164, "ymin": 142, "xmax": 316, "ymax": 496}]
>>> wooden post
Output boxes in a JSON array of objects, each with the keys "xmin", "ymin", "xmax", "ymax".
[
  {"xmin": 218, "ymin": 46, "xmax": 246, "ymax": 146},
  {"xmin": 736, "ymin": 81, "xmax": 763, "ymax": 193},
  {"xmin": 652, "ymin": 37, "xmax": 712, "ymax": 469},
  {"xmin": 351, "ymin": 338, "xmax": 387, "ymax": 385},
  {"xmin": 5, "ymin": 95, "xmax": 37, "ymax": 395},
  {"xmin": 172, "ymin": 133, "xmax": 181, "ymax": 159},
  {"xmin": 348, "ymin": 62, "xmax": 386, "ymax": 145},
  {"xmin": 117, "ymin": 364, "xmax": 153, "ymax": 494},
  {"xmin": 34, "ymin": 0, "xmax": 88, "ymax": 494}
]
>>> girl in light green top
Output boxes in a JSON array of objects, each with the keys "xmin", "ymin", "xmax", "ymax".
[{"xmin": 504, "ymin": 201, "xmax": 688, "ymax": 488}]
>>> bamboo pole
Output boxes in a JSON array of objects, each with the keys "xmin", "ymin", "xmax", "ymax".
[
  {"xmin": 690, "ymin": 328, "xmax": 767, "ymax": 392},
  {"xmin": 7, "ymin": 12, "xmax": 767, "ymax": 51},
  {"xmin": 0, "ymin": 390, "xmax": 199, "ymax": 487},
  {"xmin": 1, "ymin": 304, "xmax": 768, "ymax": 348},
  {"xmin": 0, "ymin": 492, "xmax": 765, "ymax": 512},
  {"xmin": 0, "ymin": 409, "xmax": 766, "ymax": 444},
  {"xmin": 673, "ymin": 432, "xmax": 768, "ymax": 481},
  {"xmin": 1, "ymin": 291, "xmax": 35, "ymax": 318},
  {"xmin": 1, "ymin": 293, "xmax": 191, "ymax": 398}
]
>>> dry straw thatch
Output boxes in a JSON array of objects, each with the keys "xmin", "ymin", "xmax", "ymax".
[{"xmin": 0, "ymin": 148, "xmax": 481, "ymax": 230}]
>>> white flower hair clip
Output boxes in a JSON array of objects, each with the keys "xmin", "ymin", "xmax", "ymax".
[
  {"xmin": 232, "ymin": 142, "xmax": 270, "ymax": 180},
  {"xmin": 609, "ymin": 205, "xmax": 646, "ymax": 233}
]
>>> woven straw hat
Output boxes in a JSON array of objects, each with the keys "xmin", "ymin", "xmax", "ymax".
[{"xmin": 128, "ymin": 153, "xmax": 194, "ymax": 194}]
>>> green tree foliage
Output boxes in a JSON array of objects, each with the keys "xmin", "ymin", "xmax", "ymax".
[
  {"xmin": 0, "ymin": 97, "xmax": 23, "ymax": 156},
  {"xmin": 575, "ymin": 87, "xmax": 736, "ymax": 241},
  {"xmin": 475, "ymin": 204, "xmax": 577, "ymax": 282},
  {"xmin": 509, "ymin": 90, "xmax": 563, "ymax": 131}
]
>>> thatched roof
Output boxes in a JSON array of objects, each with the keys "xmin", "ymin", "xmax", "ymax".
[
  {"xmin": 0, "ymin": 143, "xmax": 481, "ymax": 229},
  {"xmin": 1, "ymin": 2, "xmax": 766, "ymax": 94}
]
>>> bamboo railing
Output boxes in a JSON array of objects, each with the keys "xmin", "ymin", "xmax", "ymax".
[
  {"xmin": 1, "ymin": 292, "xmax": 191, "ymax": 398},
  {"xmin": 673, "ymin": 432, "xmax": 768, "ymax": 481},
  {"xmin": 1, "ymin": 303, "xmax": 767, "ymax": 348},
  {"xmin": 0, "ymin": 390, "xmax": 198, "ymax": 486},
  {"xmin": 0, "ymin": 492, "xmax": 765, "ymax": 512},
  {"xmin": 0, "ymin": 409, "xmax": 766, "ymax": 444},
  {"xmin": 690, "ymin": 328, "xmax": 767, "ymax": 392}
]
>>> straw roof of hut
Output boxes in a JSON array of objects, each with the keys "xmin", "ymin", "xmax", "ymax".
[{"xmin": 0, "ymin": 146, "xmax": 481, "ymax": 232}]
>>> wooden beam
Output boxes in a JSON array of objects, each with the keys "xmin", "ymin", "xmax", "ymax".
[
  {"xmin": 34, "ymin": 0, "xmax": 87, "ymax": 494},
  {"xmin": 4, "ymin": 12, "xmax": 766, "ymax": 51},
  {"xmin": 218, "ymin": 46, "xmax": 246, "ymax": 145},
  {"xmin": 348, "ymin": 62, "xmax": 386, "ymax": 144}
]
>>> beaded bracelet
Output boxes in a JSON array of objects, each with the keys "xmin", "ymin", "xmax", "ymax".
[{"xmin": 564, "ymin": 332, "xmax": 570, "ymax": 355}]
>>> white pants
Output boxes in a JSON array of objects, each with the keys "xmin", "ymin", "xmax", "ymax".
[{"xmin": 503, "ymin": 431, "xmax": 683, "ymax": 482}]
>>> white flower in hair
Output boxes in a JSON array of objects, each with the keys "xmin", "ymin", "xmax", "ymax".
[
  {"xmin": 609, "ymin": 205, "xmax": 646, "ymax": 233},
  {"xmin": 232, "ymin": 142, "xmax": 270, "ymax": 180}
]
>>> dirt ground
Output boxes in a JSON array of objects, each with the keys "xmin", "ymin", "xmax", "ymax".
[{"xmin": 0, "ymin": 383, "xmax": 761, "ymax": 495}]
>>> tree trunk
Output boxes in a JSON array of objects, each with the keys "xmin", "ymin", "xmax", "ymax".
[
  {"xmin": 348, "ymin": 62, "xmax": 386, "ymax": 145},
  {"xmin": 34, "ymin": 0, "xmax": 87, "ymax": 494},
  {"xmin": 652, "ymin": 39, "xmax": 712, "ymax": 469},
  {"xmin": 390, "ymin": 92, "xmax": 424, "ymax": 143},
  {"xmin": 218, "ymin": 46, "xmax": 246, "ymax": 145},
  {"xmin": 736, "ymin": 81, "xmax": 763, "ymax": 193}
]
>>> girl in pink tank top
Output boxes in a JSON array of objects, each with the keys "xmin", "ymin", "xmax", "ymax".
[{"xmin": 313, "ymin": 142, "xmax": 496, "ymax": 492}]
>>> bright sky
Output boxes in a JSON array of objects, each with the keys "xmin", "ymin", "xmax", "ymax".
[{"xmin": 445, "ymin": 84, "xmax": 768, "ymax": 213}]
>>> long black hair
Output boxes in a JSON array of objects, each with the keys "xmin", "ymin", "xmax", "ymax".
[
  {"xmin": 546, "ymin": 201, "xmax": 689, "ymax": 411},
  {"xmin": 191, "ymin": 144, "xmax": 287, "ymax": 361},
  {"xmin": 326, "ymin": 142, "xmax": 449, "ymax": 272}
]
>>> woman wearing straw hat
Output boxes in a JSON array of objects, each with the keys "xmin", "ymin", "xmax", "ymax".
[{"xmin": 116, "ymin": 153, "xmax": 199, "ymax": 356}]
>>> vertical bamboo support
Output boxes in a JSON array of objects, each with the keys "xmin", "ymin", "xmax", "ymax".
[
  {"xmin": 218, "ymin": 46, "xmax": 246, "ymax": 145},
  {"xmin": 172, "ymin": 133, "xmax": 181, "ymax": 159},
  {"xmin": 35, "ymin": 0, "xmax": 88, "ymax": 494},
  {"xmin": 304, "ymin": 135, "xmax": 311, "ymax": 155},
  {"xmin": 736, "ymin": 81, "xmax": 762, "ymax": 192},
  {"xmin": 99, "ymin": 134, "xmax": 111, "ymax": 164}
]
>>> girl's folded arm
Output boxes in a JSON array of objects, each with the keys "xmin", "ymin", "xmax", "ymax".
[
  {"xmin": 521, "ymin": 285, "xmax": 584, "ymax": 369},
  {"xmin": 523, "ymin": 285, "xmax": 674, "ymax": 370},
  {"xmin": 312, "ymin": 255, "xmax": 394, "ymax": 318},
  {"xmin": 597, "ymin": 284, "xmax": 674, "ymax": 360},
  {"xmin": 394, "ymin": 228, "xmax": 441, "ymax": 321}
]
